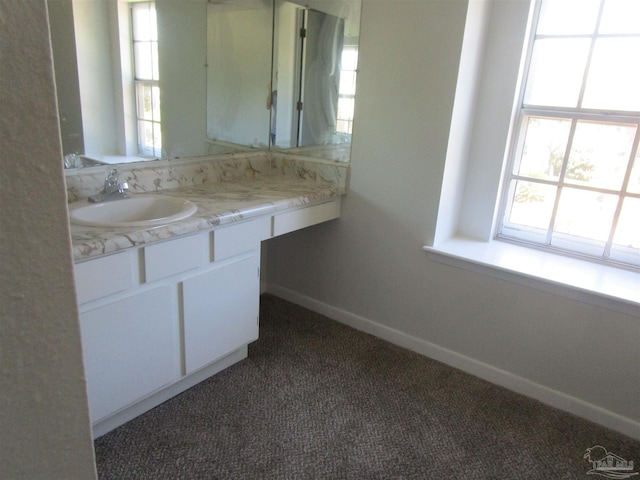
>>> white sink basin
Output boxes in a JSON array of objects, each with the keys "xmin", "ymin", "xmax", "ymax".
[{"xmin": 69, "ymin": 195, "xmax": 198, "ymax": 228}]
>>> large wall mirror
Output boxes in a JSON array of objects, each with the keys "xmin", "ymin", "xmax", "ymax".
[
  {"xmin": 271, "ymin": 0, "xmax": 360, "ymax": 162},
  {"xmin": 48, "ymin": 0, "xmax": 360, "ymax": 170}
]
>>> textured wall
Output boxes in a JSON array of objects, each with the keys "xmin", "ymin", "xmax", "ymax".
[{"xmin": 0, "ymin": 1, "xmax": 96, "ymax": 477}]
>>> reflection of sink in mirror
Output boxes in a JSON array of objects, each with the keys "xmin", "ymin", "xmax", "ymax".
[{"xmin": 68, "ymin": 195, "xmax": 197, "ymax": 228}]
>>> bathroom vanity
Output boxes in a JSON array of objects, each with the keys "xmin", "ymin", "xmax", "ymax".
[{"xmin": 68, "ymin": 153, "xmax": 347, "ymax": 437}]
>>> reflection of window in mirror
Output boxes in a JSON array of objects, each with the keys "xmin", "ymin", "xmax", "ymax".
[
  {"xmin": 131, "ymin": 2, "xmax": 162, "ymax": 158},
  {"xmin": 336, "ymin": 44, "xmax": 358, "ymax": 137},
  {"xmin": 52, "ymin": 0, "xmax": 208, "ymax": 164}
]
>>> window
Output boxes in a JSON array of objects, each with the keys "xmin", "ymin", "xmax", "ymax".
[
  {"xmin": 336, "ymin": 45, "xmax": 358, "ymax": 135},
  {"xmin": 498, "ymin": 0, "xmax": 640, "ymax": 268},
  {"xmin": 131, "ymin": 2, "xmax": 162, "ymax": 157}
]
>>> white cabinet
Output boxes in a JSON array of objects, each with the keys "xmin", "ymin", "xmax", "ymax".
[
  {"xmin": 74, "ymin": 199, "xmax": 340, "ymax": 436},
  {"xmin": 80, "ymin": 286, "xmax": 178, "ymax": 423},
  {"xmin": 214, "ymin": 217, "xmax": 269, "ymax": 260},
  {"xmin": 144, "ymin": 232, "xmax": 209, "ymax": 283},
  {"xmin": 183, "ymin": 253, "xmax": 259, "ymax": 374},
  {"xmin": 74, "ymin": 250, "xmax": 135, "ymax": 304},
  {"xmin": 271, "ymin": 199, "xmax": 341, "ymax": 237},
  {"xmin": 76, "ymin": 223, "xmax": 263, "ymax": 435}
]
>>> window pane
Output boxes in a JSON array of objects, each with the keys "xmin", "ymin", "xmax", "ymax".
[
  {"xmin": 152, "ymin": 86, "xmax": 161, "ymax": 121},
  {"xmin": 524, "ymin": 38, "xmax": 590, "ymax": 108},
  {"xmin": 599, "ymin": 0, "xmax": 640, "ymax": 34},
  {"xmin": 337, "ymin": 97, "xmax": 354, "ymax": 121},
  {"xmin": 132, "ymin": 4, "xmax": 157, "ymax": 41},
  {"xmin": 536, "ymin": 0, "xmax": 600, "ymax": 35},
  {"xmin": 565, "ymin": 121, "xmax": 636, "ymax": 190},
  {"xmin": 138, "ymin": 120, "xmax": 155, "ymax": 150},
  {"xmin": 339, "ymin": 71, "xmax": 357, "ymax": 96},
  {"xmin": 134, "ymin": 43, "xmax": 151, "ymax": 80},
  {"xmin": 506, "ymin": 180, "xmax": 556, "ymax": 231},
  {"xmin": 553, "ymin": 188, "xmax": 618, "ymax": 242},
  {"xmin": 136, "ymin": 84, "xmax": 161, "ymax": 123},
  {"xmin": 154, "ymin": 126, "xmax": 162, "ymax": 155},
  {"xmin": 336, "ymin": 119, "xmax": 351, "ymax": 135},
  {"xmin": 582, "ymin": 38, "xmax": 640, "ymax": 112},
  {"xmin": 515, "ymin": 116, "xmax": 571, "ymax": 181},
  {"xmin": 132, "ymin": 7, "xmax": 151, "ymax": 41},
  {"xmin": 134, "ymin": 42, "xmax": 159, "ymax": 81},
  {"xmin": 136, "ymin": 84, "xmax": 153, "ymax": 120},
  {"xmin": 341, "ymin": 47, "xmax": 358, "ymax": 70},
  {"xmin": 151, "ymin": 43, "xmax": 159, "ymax": 81},
  {"xmin": 613, "ymin": 197, "xmax": 640, "ymax": 249},
  {"xmin": 138, "ymin": 120, "xmax": 162, "ymax": 156},
  {"xmin": 628, "ymin": 151, "xmax": 640, "ymax": 194}
]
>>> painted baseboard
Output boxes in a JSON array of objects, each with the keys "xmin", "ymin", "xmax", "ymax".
[{"xmin": 264, "ymin": 283, "xmax": 640, "ymax": 441}]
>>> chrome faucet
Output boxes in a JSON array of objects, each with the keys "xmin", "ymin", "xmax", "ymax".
[{"xmin": 88, "ymin": 167, "xmax": 129, "ymax": 203}]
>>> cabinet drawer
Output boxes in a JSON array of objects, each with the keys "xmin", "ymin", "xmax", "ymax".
[
  {"xmin": 213, "ymin": 219, "xmax": 266, "ymax": 261},
  {"xmin": 144, "ymin": 232, "xmax": 209, "ymax": 282},
  {"xmin": 272, "ymin": 199, "xmax": 341, "ymax": 237},
  {"xmin": 75, "ymin": 251, "xmax": 134, "ymax": 304}
]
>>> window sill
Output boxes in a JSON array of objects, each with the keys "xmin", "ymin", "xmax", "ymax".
[{"xmin": 423, "ymin": 237, "xmax": 639, "ymax": 316}]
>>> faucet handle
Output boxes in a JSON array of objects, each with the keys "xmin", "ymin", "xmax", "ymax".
[{"xmin": 105, "ymin": 167, "xmax": 118, "ymax": 187}]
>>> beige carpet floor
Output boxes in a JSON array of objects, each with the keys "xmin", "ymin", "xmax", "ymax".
[{"xmin": 94, "ymin": 294, "xmax": 640, "ymax": 479}]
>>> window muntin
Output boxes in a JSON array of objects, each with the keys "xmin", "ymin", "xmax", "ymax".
[
  {"xmin": 499, "ymin": 0, "xmax": 640, "ymax": 268},
  {"xmin": 131, "ymin": 2, "xmax": 161, "ymax": 158}
]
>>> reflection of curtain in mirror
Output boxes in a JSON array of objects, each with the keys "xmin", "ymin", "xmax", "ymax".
[{"xmin": 303, "ymin": 13, "xmax": 344, "ymax": 146}]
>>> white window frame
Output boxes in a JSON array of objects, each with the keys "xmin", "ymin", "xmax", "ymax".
[
  {"xmin": 130, "ymin": 1, "xmax": 162, "ymax": 158},
  {"xmin": 496, "ymin": 0, "xmax": 640, "ymax": 269},
  {"xmin": 336, "ymin": 44, "xmax": 358, "ymax": 136},
  {"xmin": 425, "ymin": 0, "xmax": 639, "ymax": 313}
]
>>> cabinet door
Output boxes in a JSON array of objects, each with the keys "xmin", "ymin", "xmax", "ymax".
[
  {"xmin": 182, "ymin": 253, "xmax": 259, "ymax": 374},
  {"xmin": 80, "ymin": 286, "xmax": 178, "ymax": 423}
]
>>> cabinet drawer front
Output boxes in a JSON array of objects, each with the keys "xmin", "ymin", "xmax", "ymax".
[
  {"xmin": 80, "ymin": 286, "xmax": 178, "ymax": 423},
  {"xmin": 182, "ymin": 254, "xmax": 259, "ymax": 374},
  {"xmin": 144, "ymin": 232, "xmax": 209, "ymax": 282},
  {"xmin": 213, "ymin": 219, "xmax": 266, "ymax": 261},
  {"xmin": 75, "ymin": 251, "xmax": 134, "ymax": 304},
  {"xmin": 272, "ymin": 199, "xmax": 340, "ymax": 237}
]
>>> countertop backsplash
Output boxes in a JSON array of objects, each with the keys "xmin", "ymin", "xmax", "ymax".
[{"xmin": 65, "ymin": 151, "xmax": 349, "ymax": 202}]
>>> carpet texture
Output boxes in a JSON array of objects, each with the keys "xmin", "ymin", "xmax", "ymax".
[{"xmin": 94, "ymin": 294, "xmax": 640, "ymax": 479}]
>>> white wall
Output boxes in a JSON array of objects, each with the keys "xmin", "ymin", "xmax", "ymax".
[
  {"xmin": 207, "ymin": 4, "xmax": 272, "ymax": 147},
  {"xmin": 157, "ymin": 0, "xmax": 208, "ymax": 158},
  {"xmin": 274, "ymin": 1, "xmax": 299, "ymax": 148},
  {"xmin": 264, "ymin": 0, "xmax": 640, "ymax": 439},
  {"xmin": 48, "ymin": 0, "xmax": 85, "ymax": 156},
  {"xmin": 0, "ymin": 1, "xmax": 96, "ymax": 477},
  {"xmin": 73, "ymin": 0, "xmax": 121, "ymax": 155}
]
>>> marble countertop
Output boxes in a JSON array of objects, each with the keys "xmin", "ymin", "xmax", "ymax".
[{"xmin": 70, "ymin": 175, "xmax": 343, "ymax": 262}]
